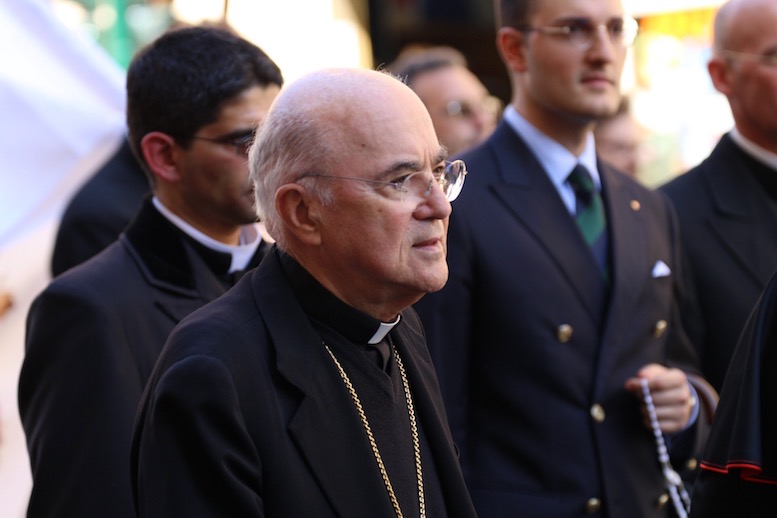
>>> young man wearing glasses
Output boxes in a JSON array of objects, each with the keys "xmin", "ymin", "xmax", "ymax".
[
  {"xmin": 131, "ymin": 68, "xmax": 476, "ymax": 517},
  {"xmin": 415, "ymin": 0, "xmax": 713, "ymax": 516},
  {"xmin": 19, "ymin": 26, "xmax": 282, "ymax": 518},
  {"xmin": 660, "ymin": 0, "xmax": 777, "ymax": 395}
]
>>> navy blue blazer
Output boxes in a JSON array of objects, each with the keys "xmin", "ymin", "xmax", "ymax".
[{"xmin": 415, "ymin": 120, "xmax": 703, "ymax": 517}]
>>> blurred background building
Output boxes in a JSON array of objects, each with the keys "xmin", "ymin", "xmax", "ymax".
[
  {"xmin": 0, "ymin": 1, "xmax": 728, "ymax": 516},
  {"xmin": 52, "ymin": 0, "xmax": 729, "ymax": 184}
]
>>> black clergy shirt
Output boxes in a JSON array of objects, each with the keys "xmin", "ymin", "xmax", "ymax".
[{"xmin": 279, "ymin": 251, "xmax": 447, "ymax": 518}]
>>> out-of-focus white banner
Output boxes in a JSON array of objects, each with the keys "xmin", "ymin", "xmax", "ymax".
[
  {"xmin": 0, "ymin": 2, "xmax": 125, "ymax": 516},
  {"xmin": 0, "ymin": 0, "xmax": 126, "ymax": 249}
]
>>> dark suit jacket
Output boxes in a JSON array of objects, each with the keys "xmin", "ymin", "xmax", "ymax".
[
  {"xmin": 51, "ymin": 138, "xmax": 149, "ymax": 276},
  {"xmin": 691, "ymin": 269, "xmax": 777, "ymax": 517},
  {"xmin": 19, "ymin": 199, "xmax": 267, "ymax": 518},
  {"xmin": 131, "ymin": 248, "xmax": 477, "ymax": 517},
  {"xmin": 415, "ymin": 121, "xmax": 702, "ymax": 518},
  {"xmin": 661, "ymin": 133, "xmax": 777, "ymax": 391}
]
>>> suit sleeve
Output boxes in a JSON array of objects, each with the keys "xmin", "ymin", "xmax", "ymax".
[
  {"xmin": 19, "ymin": 286, "xmax": 142, "ymax": 517},
  {"xmin": 133, "ymin": 356, "xmax": 264, "ymax": 517}
]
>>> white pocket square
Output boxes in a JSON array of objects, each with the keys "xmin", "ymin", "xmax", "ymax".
[{"xmin": 651, "ymin": 260, "xmax": 671, "ymax": 278}]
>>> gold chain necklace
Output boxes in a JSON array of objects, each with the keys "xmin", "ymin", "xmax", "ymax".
[{"xmin": 324, "ymin": 342, "xmax": 425, "ymax": 518}]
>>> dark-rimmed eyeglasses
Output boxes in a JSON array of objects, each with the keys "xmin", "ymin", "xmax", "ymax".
[
  {"xmin": 297, "ymin": 159, "xmax": 467, "ymax": 202},
  {"xmin": 190, "ymin": 132, "xmax": 255, "ymax": 158},
  {"xmin": 517, "ymin": 16, "xmax": 639, "ymax": 50},
  {"xmin": 719, "ymin": 49, "xmax": 777, "ymax": 68}
]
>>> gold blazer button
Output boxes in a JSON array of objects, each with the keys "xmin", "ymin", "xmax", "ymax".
[
  {"xmin": 590, "ymin": 404, "xmax": 606, "ymax": 423},
  {"xmin": 653, "ymin": 319, "xmax": 668, "ymax": 338},
  {"xmin": 585, "ymin": 497, "xmax": 602, "ymax": 514},
  {"xmin": 557, "ymin": 324, "xmax": 573, "ymax": 343}
]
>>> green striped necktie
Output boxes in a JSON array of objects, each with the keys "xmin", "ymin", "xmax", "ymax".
[{"xmin": 568, "ymin": 164, "xmax": 609, "ymax": 281}]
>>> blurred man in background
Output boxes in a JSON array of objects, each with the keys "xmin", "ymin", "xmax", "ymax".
[
  {"xmin": 388, "ymin": 45, "xmax": 502, "ymax": 155},
  {"xmin": 660, "ymin": 0, "xmax": 777, "ymax": 393},
  {"xmin": 594, "ymin": 96, "xmax": 644, "ymax": 177}
]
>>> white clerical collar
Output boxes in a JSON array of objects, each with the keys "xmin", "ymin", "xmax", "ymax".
[
  {"xmin": 729, "ymin": 128, "xmax": 777, "ymax": 171},
  {"xmin": 152, "ymin": 196, "xmax": 261, "ymax": 272},
  {"xmin": 367, "ymin": 314, "xmax": 401, "ymax": 344}
]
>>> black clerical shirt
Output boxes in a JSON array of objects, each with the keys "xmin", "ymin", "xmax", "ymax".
[{"xmin": 279, "ymin": 251, "xmax": 446, "ymax": 518}]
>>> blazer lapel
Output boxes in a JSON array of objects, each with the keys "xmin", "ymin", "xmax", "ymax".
[
  {"xmin": 252, "ymin": 253, "xmax": 396, "ymax": 518},
  {"xmin": 706, "ymin": 137, "xmax": 777, "ymax": 285},
  {"xmin": 488, "ymin": 124, "xmax": 607, "ymax": 321},
  {"xmin": 124, "ymin": 200, "xmax": 232, "ymax": 324},
  {"xmin": 600, "ymin": 165, "xmax": 647, "ymax": 313}
]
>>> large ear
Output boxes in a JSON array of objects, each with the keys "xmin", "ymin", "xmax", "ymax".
[
  {"xmin": 497, "ymin": 27, "xmax": 529, "ymax": 73},
  {"xmin": 139, "ymin": 131, "xmax": 181, "ymax": 184},
  {"xmin": 707, "ymin": 56, "xmax": 734, "ymax": 97},
  {"xmin": 275, "ymin": 183, "xmax": 323, "ymax": 246}
]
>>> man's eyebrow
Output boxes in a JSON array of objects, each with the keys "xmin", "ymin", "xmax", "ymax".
[
  {"xmin": 434, "ymin": 148, "xmax": 449, "ymax": 164},
  {"xmin": 216, "ymin": 128, "xmax": 256, "ymax": 140},
  {"xmin": 374, "ymin": 148, "xmax": 449, "ymax": 180},
  {"xmin": 551, "ymin": 16, "xmax": 623, "ymax": 25},
  {"xmin": 376, "ymin": 161, "xmax": 422, "ymax": 180},
  {"xmin": 550, "ymin": 16, "xmax": 591, "ymax": 25}
]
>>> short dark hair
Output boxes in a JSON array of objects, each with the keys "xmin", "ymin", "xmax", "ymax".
[
  {"xmin": 386, "ymin": 45, "xmax": 468, "ymax": 87},
  {"xmin": 126, "ymin": 25, "xmax": 283, "ymax": 174},
  {"xmin": 496, "ymin": 0, "xmax": 535, "ymax": 29}
]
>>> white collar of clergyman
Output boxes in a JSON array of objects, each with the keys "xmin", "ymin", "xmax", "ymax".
[
  {"xmin": 729, "ymin": 128, "xmax": 777, "ymax": 171},
  {"xmin": 367, "ymin": 314, "xmax": 401, "ymax": 344},
  {"xmin": 152, "ymin": 196, "xmax": 261, "ymax": 272}
]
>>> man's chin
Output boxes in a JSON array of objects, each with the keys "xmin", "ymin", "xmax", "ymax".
[
  {"xmin": 424, "ymin": 270, "xmax": 450, "ymax": 294},
  {"xmin": 238, "ymin": 210, "xmax": 261, "ymax": 225}
]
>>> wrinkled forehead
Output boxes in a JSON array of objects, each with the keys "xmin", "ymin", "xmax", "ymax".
[
  {"xmin": 342, "ymin": 85, "xmax": 442, "ymax": 168},
  {"xmin": 725, "ymin": 1, "xmax": 777, "ymax": 50},
  {"xmin": 274, "ymin": 70, "xmax": 440, "ymax": 172}
]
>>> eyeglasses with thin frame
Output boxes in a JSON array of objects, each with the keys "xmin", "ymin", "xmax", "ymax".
[
  {"xmin": 719, "ymin": 49, "xmax": 777, "ymax": 68},
  {"xmin": 297, "ymin": 159, "xmax": 467, "ymax": 202},
  {"xmin": 516, "ymin": 16, "xmax": 639, "ymax": 50},
  {"xmin": 190, "ymin": 132, "xmax": 255, "ymax": 158},
  {"xmin": 445, "ymin": 96, "xmax": 504, "ymax": 121}
]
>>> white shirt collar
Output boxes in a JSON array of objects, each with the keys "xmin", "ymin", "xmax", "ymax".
[
  {"xmin": 152, "ymin": 196, "xmax": 262, "ymax": 272},
  {"xmin": 729, "ymin": 128, "xmax": 777, "ymax": 171},
  {"xmin": 503, "ymin": 105, "xmax": 601, "ymax": 189}
]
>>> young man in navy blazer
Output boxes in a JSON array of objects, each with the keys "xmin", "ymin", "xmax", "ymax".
[{"xmin": 415, "ymin": 0, "xmax": 714, "ymax": 516}]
